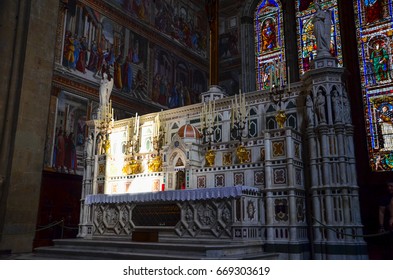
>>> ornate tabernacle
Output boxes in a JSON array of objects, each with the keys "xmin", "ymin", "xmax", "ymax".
[{"xmin": 78, "ymin": 72, "xmax": 367, "ymax": 259}]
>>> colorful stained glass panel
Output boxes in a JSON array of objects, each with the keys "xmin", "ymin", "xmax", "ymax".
[
  {"xmin": 254, "ymin": 0, "xmax": 287, "ymax": 91},
  {"xmin": 354, "ymin": 0, "xmax": 393, "ymax": 172},
  {"xmin": 296, "ymin": 0, "xmax": 342, "ymax": 75}
]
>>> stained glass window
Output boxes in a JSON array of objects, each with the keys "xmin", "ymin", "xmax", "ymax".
[
  {"xmin": 254, "ymin": 0, "xmax": 287, "ymax": 91},
  {"xmin": 354, "ymin": 0, "xmax": 393, "ymax": 172},
  {"xmin": 296, "ymin": 0, "xmax": 342, "ymax": 75}
]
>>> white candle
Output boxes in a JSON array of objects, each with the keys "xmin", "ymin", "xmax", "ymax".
[
  {"xmin": 136, "ymin": 116, "xmax": 139, "ymax": 138},
  {"xmin": 204, "ymin": 103, "xmax": 207, "ymax": 128},
  {"xmin": 134, "ymin": 113, "xmax": 138, "ymax": 134},
  {"xmin": 278, "ymin": 62, "xmax": 283, "ymax": 89},
  {"xmin": 209, "ymin": 100, "xmax": 213, "ymax": 129},
  {"xmin": 287, "ymin": 66, "xmax": 291, "ymax": 91},
  {"xmin": 154, "ymin": 113, "xmax": 159, "ymax": 137},
  {"xmin": 242, "ymin": 94, "xmax": 245, "ymax": 121},
  {"xmin": 269, "ymin": 67, "xmax": 273, "ymax": 92},
  {"xmin": 214, "ymin": 100, "xmax": 217, "ymax": 127},
  {"xmin": 157, "ymin": 114, "xmax": 161, "ymax": 136},
  {"xmin": 201, "ymin": 104, "xmax": 205, "ymax": 128},
  {"xmin": 231, "ymin": 100, "xmax": 234, "ymax": 128},
  {"xmin": 239, "ymin": 92, "xmax": 242, "ymax": 119},
  {"xmin": 235, "ymin": 93, "xmax": 238, "ymax": 113}
]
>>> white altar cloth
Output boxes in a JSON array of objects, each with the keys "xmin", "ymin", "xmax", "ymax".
[{"xmin": 85, "ymin": 186, "xmax": 260, "ymax": 205}]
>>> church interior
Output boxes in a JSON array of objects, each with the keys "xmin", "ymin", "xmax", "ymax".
[{"xmin": 1, "ymin": 0, "xmax": 393, "ymax": 260}]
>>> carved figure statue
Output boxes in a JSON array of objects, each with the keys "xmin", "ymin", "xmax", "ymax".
[
  {"xmin": 84, "ymin": 134, "xmax": 93, "ymax": 158},
  {"xmin": 306, "ymin": 94, "xmax": 315, "ymax": 126},
  {"xmin": 99, "ymin": 71, "xmax": 114, "ymax": 108},
  {"xmin": 97, "ymin": 134, "xmax": 103, "ymax": 155},
  {"xmin": 342, "ymin": 91, "xmax": 352, "ymax": 123},
  {"xmin": 331, "ymin": 89, "xmax": 343, "ymax": 123},
  {"xmin": 312, "ymin": 2, "xmax": 331, "ymax": 56},
  {"xmin": 315, "ymin": 89, "xmax": 326, "ymax": 123}
]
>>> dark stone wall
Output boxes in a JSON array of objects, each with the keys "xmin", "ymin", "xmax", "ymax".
[{"xmin": 0, "ymin": 0, "xmax": 58, "ymax": 253}]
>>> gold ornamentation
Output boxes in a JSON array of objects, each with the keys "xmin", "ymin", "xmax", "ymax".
[
  {"xmin": 103, "ymin": 138, "xmax": 110, "ymax": 154},
  {"xmin": 98, "ymin": 164, "xmax": 105, "ymax": 175},
  {"xmin": 122, "ymin": 158, "xmax": 141, "ymax": 175},
  {"xmin": 272, "ymin": 140, "xmax": 285, "ymax": 157},
  {"xmin": 148, "ymin": 155, "xmax": 162, "ymax": 172},
  {"xmin": 236, "ymin": 145, "xmax": 247, "ymax": 164},
  {"xmin": 223, "ymin": 152, "xmax": 232, "ymax": 165},
  {"xmin": 205, "ymin": 149, "xmax": 216, "ymax": 167},
  {"xmin": 275, "ymin": 110, "xmax": 287, "ymax": 129}
]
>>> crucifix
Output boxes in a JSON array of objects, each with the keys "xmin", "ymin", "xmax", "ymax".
[{"xmin": 205, "ymin": 0, "xmax": 219, "ymax": 86}]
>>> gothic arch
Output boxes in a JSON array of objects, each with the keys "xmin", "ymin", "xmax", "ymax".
[
  {"xmin": 168, "ymin": 149, "xmax": 187, "ymax": 169},
  {"xmin": 241, "ymin": 0, "xmax": 260, "ymax": 17}
]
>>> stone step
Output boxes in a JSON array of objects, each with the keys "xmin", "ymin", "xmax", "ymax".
[{"xmin": 33, "ymin": 238, "xmax": 279, "ymax": 260}]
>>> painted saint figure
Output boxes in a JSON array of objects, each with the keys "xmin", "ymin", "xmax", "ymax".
[
  {"xmin": 378, "ymin": 105, "xmax": 393, "ymax": 150},
  {"xmin": 63, "ymin": 32, "xmax": 75, "ymax": 69},
  {"xmin": 65, "ymin": 132, "xmax": 77, "ymax": 174},
  {"xmin": 55, "ymin": 128, "xmax": 66, "ymax": 172},
  {"xmin": 76, "ymin": 37, "xmax": 87, "ymax": 74},
  {"xmin": 261, "ymin": 19, "xmax": 276, "ymax": 51},
  {"xmin": 370, "ymin": 42, "xmax": 389, "ymax": 83},
  {"xmin": 122, "ymin": 53, "xmax": 133, "ymax": 94}
]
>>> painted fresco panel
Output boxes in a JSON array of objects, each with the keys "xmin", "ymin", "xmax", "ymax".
[
  {"xmin": 106, "ymin": 0, "xmax": 208, "ymax": 58},
  {"xmin": 48, "ymin": 91, "xmax": 88, "ymax": 175},
  {"xmin": 57, "ymin": 1, "xmax": 207, "ymax": 109}
]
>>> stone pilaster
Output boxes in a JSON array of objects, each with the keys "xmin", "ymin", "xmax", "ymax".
[
  {"xmin": 240, "ymin": 16, "xmax": 256, "ymax": 93},
  {"xmin": 0, "ymin": 0, "xmax": 59, "ymax": 253}
]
